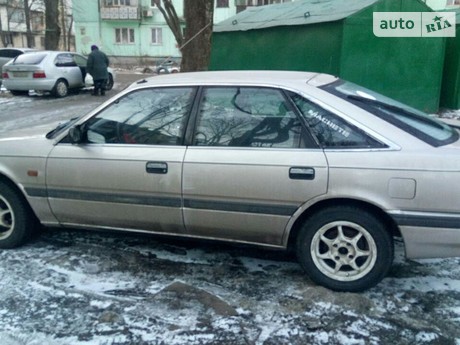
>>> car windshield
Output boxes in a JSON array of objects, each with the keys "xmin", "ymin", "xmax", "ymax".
[
  {"xmin": 12, "ymin": 53, "xmax": 47, "ymax": 65},
  {"xmin": 322, "ymin": 80, "xmax": 459, "ymax": 147}
]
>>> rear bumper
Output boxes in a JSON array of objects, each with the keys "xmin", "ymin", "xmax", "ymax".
[
  {"xmin": 3, "ymin": 78, "xmax": 57, "ymax": 91},
  {"xmin": 400, "ymin": 226, "xmax": 460, "ymax": 259},
  {"xmin": 390, "ymin": 210, "xmax": 460, "ymax": 259}
]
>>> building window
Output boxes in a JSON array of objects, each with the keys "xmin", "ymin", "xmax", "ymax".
[
  {"xmin": 151, "ymin": 28, "xmax": 163, "ymax": 44},
  {"xmin": 115, "ymin": 28, "xmax": 135, "ymax": 44},
  {"xmin": 217, "ymin": 0, "xmax": 229, "ymax": 7},
  {"xmin": 8, "ymin": 9, "xmax": 25, "ymax": 23},
  {"xmin": 5, "ymin": 33, "xmax": 13, "ymax": 46},
  {"xmin": 105, "ymin": 0, "xmax": 131, "ymax": 6}
]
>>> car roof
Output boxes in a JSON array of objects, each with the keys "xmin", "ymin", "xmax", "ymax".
[
  {"xmin": 0, "ymin": 47, "xmax": 37, "ymax": 52},
  {"xmin": 129, "ymin": 70, "xmax": 338, "ymax": 89},
  {"xmin": 12, "ymin": 50, "xmax": 83, "ymax": 56}
]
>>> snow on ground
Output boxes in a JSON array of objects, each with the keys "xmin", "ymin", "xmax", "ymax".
[
  {"xmin": 1, "ymin": 83, "xmax": 460, "ymax": 344},
  {"xmin": 0, "ymin": 230, "xmax": 460, "ymax": 345}
]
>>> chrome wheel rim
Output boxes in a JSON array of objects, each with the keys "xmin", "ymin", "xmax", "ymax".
[
  {"xmin": 0, "ymin": 195, "xmax": 14, "ymax": 240},
  {"xmin": 311, "ymin": 221, "xmax": 377, "ymax": 282},
  {"xmin": 56, "ymin": 82, "xmax": 67, "ymax": 97}
]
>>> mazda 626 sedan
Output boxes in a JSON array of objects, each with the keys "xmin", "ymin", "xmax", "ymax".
[{"xmin": 0, "ymin": 71, "xmax": 459, "ymax": 292}]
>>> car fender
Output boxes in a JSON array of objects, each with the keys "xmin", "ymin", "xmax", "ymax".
[
  {"xmin": 0, "ymin": 135, "xmax": 58, "ymax": 225},
  {"xmin": 281, "ymin": 193, "xmax": 395, "ymax": 248}
]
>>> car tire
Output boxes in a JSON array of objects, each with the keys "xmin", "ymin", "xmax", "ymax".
[
  {"xmin": 0, "ymin": 181, "xmax": 35, "ymax": 249},
  {"xmin": 53, "ymin": 79, "xmax": 68, "ymax": 98},
  {"xmin": 106, "ymin": 74, "xmax": 114, "ymax": 91},
  {"xmin": 10, "ymin": 90, "xmax": 29, "ymax": 96},
  {"xmin": 296, "ymin": 206, "xmax": 393, "ymax": 292}
]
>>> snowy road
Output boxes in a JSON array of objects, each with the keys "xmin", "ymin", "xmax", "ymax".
[{"xmin": 1, "ymin": 75, "xmax": 460, "ymax": 344}]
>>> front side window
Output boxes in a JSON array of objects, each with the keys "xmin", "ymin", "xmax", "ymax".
[
  {"xmin": 194, "ymin": 87, "xmax": 303, "ymax": 148},
  {"xmin": 151, "ymin": 28, "xmax": 162, "ymax": 44},
  {"xmin": 83, "ymin": 87, "xmax": 195, "ymax": 145},
  {"xmin": 115, "ymin": 28, "xmax": 135, "ymax": 44},
  {"xmin": 290, "ymin": 92, "xmax": 387, "ymax": 149},
  {"xmin": 73, "ymin": 54, "xmax": 87, "ymax": 67}
]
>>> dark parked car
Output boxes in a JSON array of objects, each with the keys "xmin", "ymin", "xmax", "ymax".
[{"xmin": 0, "ymin": 47, "xmax": 36, "ymax": 86}]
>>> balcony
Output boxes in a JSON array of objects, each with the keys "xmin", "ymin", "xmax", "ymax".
[{"xmin": 101, "ymin": 6, "xmax": 139, "ymax": 20}]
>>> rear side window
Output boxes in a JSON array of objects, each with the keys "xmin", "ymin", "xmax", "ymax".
[
  {"xmin": 55, "ymin": 53, "xmax": 77, "ymax": 67},
  {"xmin": 193, "ymin": 87, "xmax": 303, "ymax": 148},
  {"xmin": 12, "ymin": 53, "xmax": 47, "ymax": 65},
  {"xmin": 289, "ymin": 92, "xmax": 387, "ymax": 149}
]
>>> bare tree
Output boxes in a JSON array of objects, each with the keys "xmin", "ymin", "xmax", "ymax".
[
  {"xmin": 59, "ymin": 0, "xmax": 72, "ymax": 50},
  {"xmin": 153, "ymin": 0, "xmax": 214, "ymax": 72},
  {"xmin": 23, "ymin": 0, "xmax": 34, "ymax": 47},
  {"xmin": 0, "ymin": 0, "xmax": 45, "ymax": 48},
  {"xmin": 1, "ymin": 0, "xmax": 21, "ymax": 47},
  {"xmin": 44, "ymin": 0, "xmax": 60, "ymax": 49},
  {"xmin": 0, "ymin": 9, "xmax": 4, "ymax": 47}
]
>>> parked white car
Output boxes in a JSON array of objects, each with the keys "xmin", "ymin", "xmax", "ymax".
[
  {"xmin": 0, "ymin": 71, "xmax": 459, "ymax": 292},
  {"xmin": 1, "ymin": 50, "xmax": 115, "ymax": 97}
]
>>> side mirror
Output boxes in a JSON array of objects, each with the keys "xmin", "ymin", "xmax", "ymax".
[{"xmin": 69, "ymin": 125, "xmax": 84, "ymax": 144}]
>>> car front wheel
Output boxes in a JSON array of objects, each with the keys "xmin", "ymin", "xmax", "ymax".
[
  {"xmin": 106, "ymin": 74, "xmax": 114, "ymax": 91},
  {"xmin": 53, "ymin": 79, "xmax": 68, "ymax": 98},
  {"xmin": 0, "ymin": 181, "xmax": 35, "ymax": 249},
  {"xmin": 296, "ymin": 206, "xmax": 393, "ymax": 292}
]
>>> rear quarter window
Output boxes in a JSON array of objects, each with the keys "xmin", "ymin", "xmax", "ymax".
[{"xmin": 289, "ymin": 92, "xmax": 387, "ymax": 149}]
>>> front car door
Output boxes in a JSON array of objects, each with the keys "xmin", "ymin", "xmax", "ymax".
[
  {"xmin": 54, "ymin": 53, "xmax": 82, "ymax": 88},
  {"xmin": 46, "ymin": 86, "xmax": 196, "ymax": 234},
  {"xmin": 182, "ymin": 86, "xmax": 329, "ymax": 247}
]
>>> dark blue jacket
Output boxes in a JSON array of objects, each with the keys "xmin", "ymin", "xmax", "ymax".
[{"xmin": 87, "ymin": 48, "xmax": 109, "ymax": 80}]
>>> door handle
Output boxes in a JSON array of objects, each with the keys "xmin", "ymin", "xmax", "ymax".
[
  {"xmin": 289, "ymin": 167, "xmax": 315, "ymax": 180},
  {"xmin": 146, "ymin": 161, "xmax": 168, "ymax": 174}
]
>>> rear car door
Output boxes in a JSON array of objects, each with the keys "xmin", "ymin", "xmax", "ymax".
[
  {"xmin": 182, "ymin": 86, "xmax": 329, "ymax": 247},
  {"xmin": 46, "ymin": 87, "xmax": 196, "ymax": 233}
]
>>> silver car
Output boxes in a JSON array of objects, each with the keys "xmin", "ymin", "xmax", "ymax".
[
  {"xmin": 1, "ymin": 50, "xmax": 115, "ymax": 97},
  {"xmin": 0, "ymin": 71, "xmax": 459, "ymax": 292}
]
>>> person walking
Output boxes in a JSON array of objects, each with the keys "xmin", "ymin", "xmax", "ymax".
[{"xmin": 87, "ymin": 45, "xmax": 109, "ymax": 96}]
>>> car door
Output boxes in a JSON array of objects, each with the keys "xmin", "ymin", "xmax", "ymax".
[
  {"xmin": 182, "ymin": 86, "xmax": 329, "ymax": 247},
  {"xmin": 46, "ymin": 86, "xmax": 196, "ymax": 234},
  {"xmin": 73, "ymin": 54, "xmax": 88, "ymax": 86},
  {"xmin": 54, "ymin": 53, "xmax": 82, "ymax": 87}
]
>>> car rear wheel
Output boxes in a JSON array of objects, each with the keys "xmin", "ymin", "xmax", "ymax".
[
  {"xmin": 106, "ymin": 74, "xmax": 114, "ymax": 91},
  {"xmin": 296, "ymin": 206, "xmax": 393, "ymax": 292},
  {"xmin": 0, "ymin": 181, "xmax": 35, "ymax": 249},
  {"xmin": 53, "ymin": 79, "xmax": 68, "ymax": 98}
]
